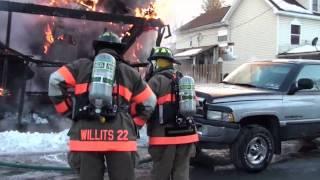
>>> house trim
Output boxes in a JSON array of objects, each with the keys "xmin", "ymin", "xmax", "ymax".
[
  {"xmin": 222, "ymin": 0, "xmax": 279, "ymax": 23},
  {"xmin": 221, "ymin": 0, "xmax": 242, "ymax": 23},
  {"xmin": 178, "ymin": 22, "xmax": 228, "ymax": 35},
  {"xmin": 276, "ymin": 10, "xmax": 320, "ymax": 20},
  {"xmin": 223, "ymin": 0, "xmax": 320, "ymax": 23}
]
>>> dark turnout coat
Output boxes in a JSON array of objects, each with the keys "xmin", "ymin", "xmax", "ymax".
[
  {"xmin": 147, "ymin": 69, "xmax": 199, "ymax": 146},
  {"xmin": 49, "ymin": 58, "xmax": 156, "ymax": 152}
]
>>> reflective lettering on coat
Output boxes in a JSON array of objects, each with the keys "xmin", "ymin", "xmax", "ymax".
[{"xmin": 80, "ymin": 129, "xmax": 128, "ymax": 141}]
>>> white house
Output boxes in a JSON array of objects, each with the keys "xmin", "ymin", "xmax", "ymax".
[{"xmin": 175, "ymin": 0, "xmax": 320, "ymax": 74}]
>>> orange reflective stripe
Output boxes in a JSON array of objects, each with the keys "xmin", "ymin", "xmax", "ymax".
[
  {"xmin": 75, "ymin": 83, "xmax": 89, "ymax": 95},
  {"xmin": 130, "ymin": 102, "xmax": 137, "ymax": 116},
  {"xmin": 114, "ymin": 85, "xmax": 132, "ymax": 102},
  {"xmin": 149, "ymin": 134, "xmax": 199, "ymax": 145},
  {"xmin": 55, "ymin": 101, "xmax": 69, "ymax": 114},
  {"xmin": 69, "ymin": 140, "xmax": 137, "ymax": 152},
  {"xmin": 134, "ymin": 117, "xmax": 145, "ymax": 126},
  {"xmin": 157, "ymin": 93, "xmax": 176, "ymax": 105},
  {"xmin": 58, "ymin": 66, "xmax": 76, "ymax": 87},
  {"xmin": 132, "ymin": 85, "xmax": 153, "ymax": 104}
]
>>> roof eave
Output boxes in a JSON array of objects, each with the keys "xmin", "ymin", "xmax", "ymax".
[
  {"xmin": 177, "ymin": 22, "xmax": 228, "ymax": 34},
  {"xmin": 222, "ymin": 0, "xmax": 280, "ymax": 24},
  {"xmin": 276, "ymin": 10, "xmax": 320, "ymax": 20}
]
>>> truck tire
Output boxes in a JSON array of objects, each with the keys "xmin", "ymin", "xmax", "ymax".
[{"xmin": 231, "ymin": 125, "xmax": 274, "ymax": 173}]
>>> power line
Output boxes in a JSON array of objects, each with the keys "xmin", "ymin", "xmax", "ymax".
[{"xmin": 230, "ymin": 8, "xmax": 272, "ymax": 30}]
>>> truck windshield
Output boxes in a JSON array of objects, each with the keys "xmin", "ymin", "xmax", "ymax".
[{"xmin": 223, "ymin": 63, "xmax": 294, "ymax": 90}]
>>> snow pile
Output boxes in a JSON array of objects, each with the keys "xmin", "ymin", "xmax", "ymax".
[
  {"xmin": 0, "ymin": 128, "xmax": 149, "ymax": 155},
  {"xmin": 287, "ymin": 45, "xmax": 320, "ymax": 54},
  {"xmin": 273, "ymin": 0, "xmax": 312, "ymax": 14},
  {"xmin": 21, "ymin": 113, "xmax": 49, "ymax": 124},
  {"xmin": 0, "ymin": 130, "xmax": 69, "ymax": 155}
]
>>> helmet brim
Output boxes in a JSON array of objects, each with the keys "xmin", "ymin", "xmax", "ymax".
[
  {"xmin": 149, "ymin": 55, "xmax": 181, "ymax": 65},
  {"xmin": 93, "ymin": 40, "xmax": 127, "ymax": 54}
]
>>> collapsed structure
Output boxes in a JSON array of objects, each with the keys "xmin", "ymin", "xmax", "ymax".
[{"xmin": 0, "ymin": 0, "xmax": 170, "ymax": 129}]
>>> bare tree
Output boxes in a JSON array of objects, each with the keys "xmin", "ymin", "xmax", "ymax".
[{"xmin": 202, "ymin": 0, "xmax": 225, "ymax": 12}]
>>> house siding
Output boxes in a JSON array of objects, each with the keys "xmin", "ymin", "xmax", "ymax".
[
  {"xmin": 278, "ymin": 15, "xmax": 320, "ymax": 53},
  {"xmin": 225, "ymin": 0, "xmax": 277, "ymax": 73},
  {"xmin": 176, "ymin": 27, "xmax": 223, "ymax": 50}
]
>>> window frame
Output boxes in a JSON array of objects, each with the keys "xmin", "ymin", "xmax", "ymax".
[
  {"xmin": 217, "ymin": 29, "xmax": 228, "ymax": 42},
  {"xmin": 312, "ymin": 0, "xmax": 319, "ymax": 12},
  {"xmin": 291, "ymin": 24, "xmax": 301, "ymax": 45}
]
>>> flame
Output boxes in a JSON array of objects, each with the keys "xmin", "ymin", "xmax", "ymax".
[
  {"xmin": 44, "ymin": 24, "xmax": 55, "ymax": 54},
  {"xmin": 78, "ymin": 0, "xmax": 99, "ymax": 11},
  {"xmin": 135, "ymin": 2, "xmax": 158, "ymax": 20},
  {"xmin": 57, "ymin": 35, "xmax": 64, "ymax": 41},
  {"xmin": 43, "ymin": 0, "xmax": 100, "ymax": 54},
  {"xmin": 0, "ymin": 87, "xmax": 10, "ymax": 97},
  {"xmin": 49, "ymin": 0, "xmax": 99, "ymax": 11}
]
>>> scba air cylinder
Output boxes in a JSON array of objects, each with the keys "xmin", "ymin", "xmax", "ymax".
[
  {"xmin": 179, "ymin": 76, "xmax": 196, "ymax": 117},
  {"xmin": 89, "ymin": 53, "xmax": 116, "ymax": 114}
]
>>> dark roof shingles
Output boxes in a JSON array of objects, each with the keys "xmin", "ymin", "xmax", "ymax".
[
  {"xmin": 179, "ymin": 6, "xmax": 230, "ymax": 32},
  {"xmin": 269, "ymin": 0, "xmax": 320, "ymax": 16}
]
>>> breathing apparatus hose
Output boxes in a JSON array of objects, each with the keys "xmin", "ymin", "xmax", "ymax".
[
  {"xmin": 0, "ymin": 161, "xmax": 73, "ymax": 172},
  {"xmin": 0, "ymin": 157, "xmax": 152, "ymax": 172}
]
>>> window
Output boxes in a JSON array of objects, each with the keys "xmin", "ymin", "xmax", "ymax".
[
  {"xmin": 296, "ymin": 65, "xmax": 320, "ymax": 91},
  {"xmin": 218, "ymin": 35, "xmax": 228, "ymax": 42},
  {"xmin": 223, "ymin": 63, "xmax": 294, "ymax": 90},
  {"xmin": 313, "ymin": 0, "xmax": 319, "ymax": 12},
  {"xmin": 291, "ymin": 24, "xmax": 300, "ymax": 45},
  {"xmin": 218, "ymin": 30, "xmax": 228, "ymax": 42}
]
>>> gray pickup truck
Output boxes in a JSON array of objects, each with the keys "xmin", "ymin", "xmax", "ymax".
[{"xmin": 195, "ymin": 59, "xmax": 320, "ymax": 172}]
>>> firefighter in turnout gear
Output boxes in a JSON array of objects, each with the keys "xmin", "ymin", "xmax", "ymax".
[
  {"xmin": 48, "ymin": 31, "xmax": 156, "ymax": 180},
  {"xmin": 147, "ymin": 47, "xmax": 199, "ymax": 180}
]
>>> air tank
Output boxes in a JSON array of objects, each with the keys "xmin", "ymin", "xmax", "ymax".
[
  {"xmin": 178, "ymin": 76, "xmax": 196, "ymax": 117},
  {"xmin": 89, "ymin": 53, "xmax": 116, "ymax": 114}
]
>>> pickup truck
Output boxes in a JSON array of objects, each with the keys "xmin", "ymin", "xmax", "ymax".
[{"xmin": 195, "ymin": 59, "xmax": 320, "ymax": 172}]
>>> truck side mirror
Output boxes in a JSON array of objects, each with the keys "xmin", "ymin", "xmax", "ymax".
[
  {"xmin": 288, "ymin": 78, "xmax": 314, "ymax": 95},
  {"xmin": 297, "ymin": 78, "xmax": 314, "ymax": 90}
]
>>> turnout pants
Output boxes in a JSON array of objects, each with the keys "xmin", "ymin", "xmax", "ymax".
[
  {"xmin": 68, "ymin": 152, "xmax": 135, "ymax": 180},
  {"xmin": 148, "ymin": 143, "xmax": 196, "ymax": 180}
]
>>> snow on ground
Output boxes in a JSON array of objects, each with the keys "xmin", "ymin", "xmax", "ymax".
[
  {"xmin": 272, "ymin": 0, "xmax": 312, "ymax": 14},
  {"xmin": 287, "ymin": 45, "xmax": 320, "ymax": 54},
  {"xmin": 0, "ymin": 130, "xmax": 69, "ymax": 155},
  {"xmin": 0, "ymin": 127, "xmax": 149, "ymax": 155}
]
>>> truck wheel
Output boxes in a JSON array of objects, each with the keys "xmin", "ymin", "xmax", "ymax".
[{"xmin": 231, "ymin": 125, "xmax": 274, "ymax": 173}]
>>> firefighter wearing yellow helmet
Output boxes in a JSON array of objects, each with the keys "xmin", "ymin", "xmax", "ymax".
[{"xmin": 147, "ymin": 47, "xmax": 199, "ymax": 180}]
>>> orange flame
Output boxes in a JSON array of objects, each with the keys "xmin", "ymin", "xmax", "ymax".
[
  {"xmin": 0, "ymin": 87, "xmax": 10, "ymax": 97},
  {"xmin": 49, "ymin": 0, "xmax": 99, "ymax": 11},
  {"xmin": 44, "ymin": 24, "xmax": 55, "ymax": 54},
  {"xmin": 43, "ymin": 0, "xmax": 100, "ymax": 54},
  {"xmin": 135, "ymin": 3, "xmax": 158, "ymax": 20}
]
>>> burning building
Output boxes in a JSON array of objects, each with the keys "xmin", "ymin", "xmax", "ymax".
[{"xmin": 0, "ymin": 0, "xmax": 169, "ymax": 129}]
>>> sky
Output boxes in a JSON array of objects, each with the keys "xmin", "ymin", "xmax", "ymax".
[
  {"xmin": 156, "ymin": 0, "xmax": 234, "ymax": 29},
  {"xmin": 157, "ymin": 0, "xmax": 234, "ymax": 45}
]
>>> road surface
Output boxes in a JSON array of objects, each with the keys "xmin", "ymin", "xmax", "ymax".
[{"xmin": 0, "ymin": 141, "xmax": 319, "ymax": 180}]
